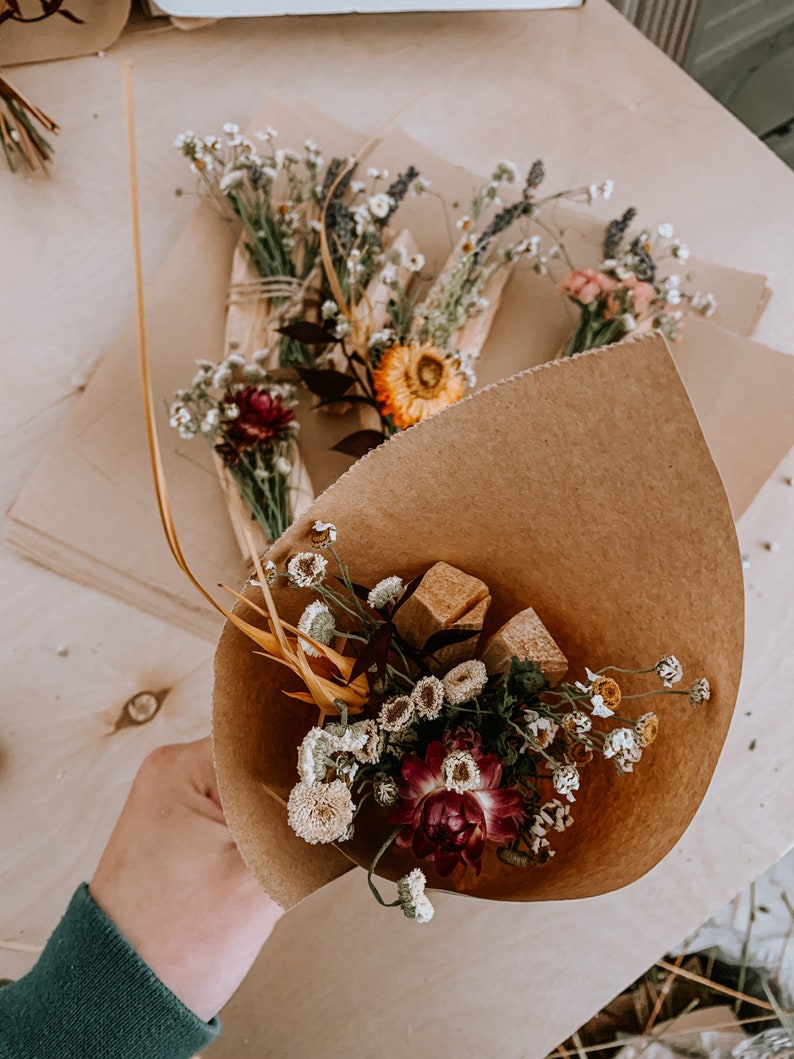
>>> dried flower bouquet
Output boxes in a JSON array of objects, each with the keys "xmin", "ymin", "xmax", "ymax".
[
  {"xmin": 296, "ymin": 162, "xmax": 615, "ymax": 456},
  {"xmin": 169, "ymin": 356, "xmax": 310, "ymax": 547},
  {"xmin": 243, "ymin": 525, "xmax": 710, "ymax": 923},
  {"xmin": 547, "ymin": 208, "xmax": 718, "ymax": 356},
  {"xmin": 175, "ymin": 124, "xmax": 421, "ymax": 370},
  {"xmin": 206, "ymin": 336, "xmax": 743, "ymax": 916}
]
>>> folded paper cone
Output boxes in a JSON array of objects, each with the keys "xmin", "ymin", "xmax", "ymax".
[{"xmin": 213, "ymin": 332, "xmax": 743, "ymax": 910}]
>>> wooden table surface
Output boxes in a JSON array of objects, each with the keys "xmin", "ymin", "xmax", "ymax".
[{"xmin": 1, "ymin": 3, "xmax": 793, "ymax": 1056}]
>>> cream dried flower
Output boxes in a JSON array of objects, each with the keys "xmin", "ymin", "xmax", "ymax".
[
  {"xmin": 247, "ymin": 559, "xmax": 276, "ymax": 590},
  {"xmin": 397, "ymin": 868, "xmax": 434, "ymax": 924},
  {"xmin": 442, "ymin": 750, "xmax": 481, "ymax": 794},
  {"xmin": 589, "ymin": 693, "xmax": 614, "ymax": 719},
  {"xmin": 602, "ymin": 727, "xmax": 637, "ymax": 759},
  {"xmin": 561, "ymin": 710, "xmax": 592, "ymax": 735},
  {"xmin": 524, "ymin": 710, "xmax": 559, "ymax": 749},
  {"xmin": 287, "ymin": 780, "xmax": 354, "ymax": 844},
  {"xmin": 552, "ymin": 764, "xmax": 580, "ymax": 802},
  {"xmin": 614, "ymin": 743, "xmax": 643, "ymax": 774},
  {"xmin": 323, "ymin": 723, "xmax": 366, "ymax": 756},
  {"xmin": 529, "ymin": 833, "xmax": 553, "ymax": 858},
  {"xmin": 287, "ymin": 552, "xmax": 328, "ymax": 588},
  {"xmin": 297, "ymin": 600, "xmax": 335, "ymax": 657},
  {"xmin": 368, "ymin": 192, "xmax": 393, "ymax": 219},
  {"xmin": 655, "ymin": 655, "xmax": 683, "ymax": 688},
  {"xmin": 411, "ymin": 676, "xmax": 445, "ymax": 720},
  {"xmin": 536, "ymin": 799, "xmax": 573, "ymax": 834},
  {"xmin": 373, "ymin": 773, "xmax": 399, "ymax": 806},
  {"xmin": 443, "ymin": 660, "xmax": 488, "ymax": 705},
  {"xmin": 379, "ymin": 695, "xmax": 414, "ymax": 732},
  {"xmin": 367, "ymin": 576, "xmax": 403, "ymax": 610},
  {"xmin": 296, "ymin": 727, "xmax": 336, "ymax": 784},
  {"xmin": 689, "ymin": 678, "xmax": 711, "ymax": 708},
  {"xmin": 348, "ymin": 719, "xmax": 383, "ymax": 764},
  {"xmin": 310, "ymin": 520, "xmax": 337, "ymax": 549}
]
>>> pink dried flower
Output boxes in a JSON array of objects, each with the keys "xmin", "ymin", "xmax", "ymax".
[
  {"xmin": 624, "ymin": 274, "xmax": 656, "ymax": 316},
  {"xmin": 558, "ymin": 268, "xmax": 616, "ymax": 306}
]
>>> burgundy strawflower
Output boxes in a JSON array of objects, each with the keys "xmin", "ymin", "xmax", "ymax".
[
  {"xmin": 389, "ymin": 741, "xmax": 524, "ymax": 877},
  {"xmin": 222, "ymin": 387, "xmax": 295, "ymax": 451}
]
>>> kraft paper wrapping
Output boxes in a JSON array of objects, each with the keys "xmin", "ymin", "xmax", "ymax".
[
  {"xmin": 5, "ymin": 100, "xmax": 788, "ymax": 641},
  {"xmin": 212, "ymin": 334, "xmax": 744, "ymax": 910}
]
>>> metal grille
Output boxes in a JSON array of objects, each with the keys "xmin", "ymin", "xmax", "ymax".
[{"xmin": 610, "ymin": 0, "xmax": 701, "ymax": 64}]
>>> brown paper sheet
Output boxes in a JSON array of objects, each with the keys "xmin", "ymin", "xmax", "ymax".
[
  {"xmin": 5, "ymin": 99, "xmax": 786, "ymax": 641},
  {"xmin": 0, "ymin": 1, "xmax": 131, "ymax": 67},
  {"xmin": 212, "ymin": 333, "xmax": 744, "ymax": 909}
]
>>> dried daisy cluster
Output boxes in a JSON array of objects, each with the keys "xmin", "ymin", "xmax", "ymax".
[
  {"xmin": 175, "ymin": 124, "xmax": 420, "ymax": 368},
  {"xmin": 299, "ymin": 160, "xmax": 611, "ymax": 457},
  {"xmin": 259, "ymin": 522, "xmax": 711, "ymax": 923},
  {"xmin": 552, "ymin": 207, "xmax": 717, "ymax": 355},
  {"xmin": 169, "ymin": 354, "xmax": 300, "ymax": 542}
]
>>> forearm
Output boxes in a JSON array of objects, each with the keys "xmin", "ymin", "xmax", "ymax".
[{"xmin": 0, "ymin": 884, "xmax": 220, "ymax": 1059}]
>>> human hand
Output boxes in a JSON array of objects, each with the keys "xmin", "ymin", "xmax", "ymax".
[{"xmin": 90, "ymin": 738, "xmax": 282, "ymax": 1022}]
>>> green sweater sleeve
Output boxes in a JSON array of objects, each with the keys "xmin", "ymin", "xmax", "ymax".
[{"xmin": 0, "ymin": 884, "xmax": 220, "ymax": 1059}]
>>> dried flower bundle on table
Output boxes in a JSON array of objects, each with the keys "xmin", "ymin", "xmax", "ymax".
[
  {"xmin": 175, "ymin": 124, "xmax": 421, "ymax": 369},
  {"xmin": 243, "ymin": 526, "xmax": 710, "ymax": 923},
  {"xmin": 169, "ymin": 356, "xmax": 309, "ymax": 544},
  {"xmin": 549, "ymin": 208, "xmax": 717, "ymax": 355},
  {"xmin": 172, "ymin": 120, "xmax": 617, "ymax": 536},
  {"xmin": 298, "ymin": 161, "xmax": 611, "ymax": 454}
]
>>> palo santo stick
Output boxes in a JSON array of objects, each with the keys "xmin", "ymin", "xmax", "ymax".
[
  {"xmin": 481, "ymin": 607, "xmax": 568, "ymax": 686},
  {"xmin": 394, "ymin": 561, "xmax": 490, "ymax": 653}
]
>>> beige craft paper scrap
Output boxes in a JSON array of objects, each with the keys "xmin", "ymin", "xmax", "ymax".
[
  {"xmin": 0, "ymin": 0, "xmax": 131, "ymax": 67},
  {"xmin": 6, "ymin": 98, "xmax": 365, "ymax": 642},
  {"xmin": 213, "ymin": 333, "xmax": 744, "ymax": 910},
  {"xmin": 5, "ymin": 99, "xmax": 786, "ymax": 640}
]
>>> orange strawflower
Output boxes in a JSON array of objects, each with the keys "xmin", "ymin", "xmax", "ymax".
[{"xmin": 372, "ymin": 342, "xmax": 466, "ymax": 430}]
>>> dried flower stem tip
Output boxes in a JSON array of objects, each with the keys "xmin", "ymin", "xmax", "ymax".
[
  {"xmin": 443, "ymin": 659, "xmax": 488, "ymax": 704},
  {"xmin": 296, "ymin": 600, "xmax": 335, "ymax": 656},
  {"xmin": 397, "ymin": 868, "xmax": 435, "ymax": 923},
  {"xmin": 310, "ymin": 520, "xmax": 337, "ymax": 548},
  {"xmin": 379, "ymin": 695, "xmax": 414, "ymax": 732},
  {"xmin": 689, "ymin": 678, "xmax": 710, "ymax": 707},
  {"xmin": 368, "ymin": 575, "xmax": 403, "ymax": 610},
  {"xmin": 411, "ymin": 676, "xmax": 445, "ymax": 719},
  {"xmin": 287, "ymin": 551, "xmax": 328, "ymax": 588},
  {"xmin": 655, "ymin": 655, "xmax": 683, "ymax": 688}
]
